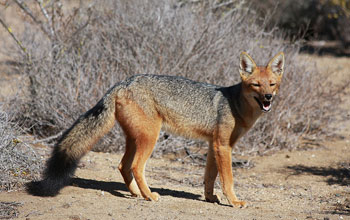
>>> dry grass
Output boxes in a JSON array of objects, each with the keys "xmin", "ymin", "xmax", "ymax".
[{"xmin": 0, "ymin": 0, "xmax": 344, "ymax": 181}]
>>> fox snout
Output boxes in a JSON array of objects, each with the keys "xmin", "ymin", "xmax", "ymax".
[
  {"xmin": 254, "ymin": 93, "xmax": 274, "ymax": 112},
  {"xmin": 262, "ymin": 93, "xmax": 274, "ymax": 112}
]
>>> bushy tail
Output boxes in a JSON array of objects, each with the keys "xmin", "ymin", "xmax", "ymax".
[{"xmin": 27, "ymin": 91, "xmax": 117, "ymax": 196}]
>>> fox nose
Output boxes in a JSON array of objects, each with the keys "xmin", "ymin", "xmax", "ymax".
[{"xmin": 264, "ymin": 94, "xmax": 273, "ymax": 101}]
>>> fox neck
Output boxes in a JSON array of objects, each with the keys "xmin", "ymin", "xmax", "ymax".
[{"xmin": 235, "ymin": 83, "xmax": 263, "ymax": 127}]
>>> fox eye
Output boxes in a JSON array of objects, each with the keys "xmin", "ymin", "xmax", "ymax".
[
  {"xmin": 270, "ymin": 83, "xmax": 276, "ymax": 86},
  {"xmin": 251, "ymin": 83, "xmax": 260, "ymax": 87}
]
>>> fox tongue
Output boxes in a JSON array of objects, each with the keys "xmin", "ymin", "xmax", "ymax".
[{"xmin": 263, "ymin": 101, "xmax": 271, "ymax": 111}]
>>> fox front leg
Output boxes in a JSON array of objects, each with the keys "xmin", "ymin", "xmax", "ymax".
[
  {"xmin": 213, "ymin": 143, "xmax": 246, "ymax": 208},
  {"xmin": 204, "ymin": 145, "xmax": 221, "ymax": 203}
]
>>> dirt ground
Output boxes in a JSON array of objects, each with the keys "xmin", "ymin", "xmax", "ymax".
[{"xmin": 0, "ymin": 54, "xmax": 349, "ymax": 220}]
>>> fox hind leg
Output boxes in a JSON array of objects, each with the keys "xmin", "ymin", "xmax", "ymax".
[
  {"xmin": 131, "ymin": 127, "xmax": 161, "ymax": 201},
  {"xmin": 116, "ymin": 99, "xmax": 162, "ymax": 201},
  {"xmin": 118, "ymin": 137, "xmax": 141, "ymax": 197}
]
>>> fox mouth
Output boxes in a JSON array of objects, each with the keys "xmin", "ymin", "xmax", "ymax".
[{"xmin": 254, "ymin": 97, "xmax": 272, "ymax": 112}]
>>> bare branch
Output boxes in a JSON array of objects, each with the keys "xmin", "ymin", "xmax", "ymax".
[
  {"xmin": 35, "ymin": 0, "xmax": 55, "ymax": 37},
  {"xmin": 0, "ymin": 17, "xmax": 30, "ymax": 60},
  {"xmin": 13, "ymin": 0, "xmax": 52, "ymax": 38}
]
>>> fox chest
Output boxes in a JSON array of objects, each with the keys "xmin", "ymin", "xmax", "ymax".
[{"xmin": 213, "ymin": 108, "xmax": 254, "ymax": 147}]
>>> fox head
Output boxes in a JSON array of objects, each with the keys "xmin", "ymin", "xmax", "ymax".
[{"xmin": 239, "ymin": 52, "xmax": 284, "ymax": 112}]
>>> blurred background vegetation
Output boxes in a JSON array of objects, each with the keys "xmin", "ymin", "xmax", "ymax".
[
  {"xmin": 0, "ymin": 0, "xmax": 348, "ymax": 191},
  {"xmin": 253, "ymin": 0, "xmax": 350, "ymax": 54}
]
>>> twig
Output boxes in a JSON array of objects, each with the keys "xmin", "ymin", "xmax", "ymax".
[
  {"xmin": 35, "ymin": 0, "xmax": 55, "ymax": 37},
  {"xmin": 0, "ymin": 17, "xmax": 31, "ymax": 60},
  {"xmin": 13, "ymin": 0, "xmax": 52, "ymax": 38},
  {"xmin": 28, "ymin": 131, "xmax": 63, "ymax": 144}
]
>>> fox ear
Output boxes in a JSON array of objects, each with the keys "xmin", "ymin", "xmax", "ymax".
[
  {"xmin": 239, "ymin": 52, "xmax": 257, "ymax": 78},
  {"xmin": 267, "ymin": 52, "xmax": 284, "ymax": 76}
]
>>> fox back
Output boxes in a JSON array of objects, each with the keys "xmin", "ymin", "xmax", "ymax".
[{"xmin": 114, "ymin": 74, "xmax": 223, "ymax": 140}]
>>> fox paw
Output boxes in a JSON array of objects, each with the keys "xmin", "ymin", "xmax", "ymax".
[
  {"xmin": 144, "ymin": 192, "xmax": 160, "ymax": 201},
  {"xmin": 130, "ymin": 193, "xmax": 140, "ymax": 197},
  {"xmin": 151, "ymin": 192, "xmax": 160, "ymax": 201},
  {"xmin": 205, "ymin": 194, "xmax": 221, "ymax": 204},
  {"xmin": 230, "ymin": 200, "xmax": 247, "ymax": 208}
]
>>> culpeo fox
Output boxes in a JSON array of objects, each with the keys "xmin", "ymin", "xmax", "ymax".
[{"xmin": 27, "ymin": 52, "xmax": 284, "ymax": 208}]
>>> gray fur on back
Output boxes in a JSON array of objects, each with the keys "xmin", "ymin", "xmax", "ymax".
[{"xmin": 110, "ymin": 74, "xmax": 239, "ymax": 140}]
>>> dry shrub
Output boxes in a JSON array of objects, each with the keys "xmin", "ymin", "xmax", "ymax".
[
  {"xmin": 0, "ymin": 105, "xmax": 43, "ymax": 191},
  {"xmin": 3, "ymin": 0, "xmax": 337, "ymax": 158},
  {"xmin": 252, "ymin": 0, "xmax": 350, "ymax": 50}
]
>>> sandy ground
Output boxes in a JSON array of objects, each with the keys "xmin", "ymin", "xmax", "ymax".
[
  {"xmin": 0, "ymin": 54, "xmax": 349, "ymax": 220},
  {"xmin": 1, "ymin": 139, "xmax": 350, "ymax": 220}
]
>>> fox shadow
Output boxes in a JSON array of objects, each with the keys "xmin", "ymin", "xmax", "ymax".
[
  {"xmin": 70, "ymin": 177, "xmax": 202, "ymax": 201},
  {"xmin": 286, "ymin": 163, "xmax": 350, "ymax": 186}
]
